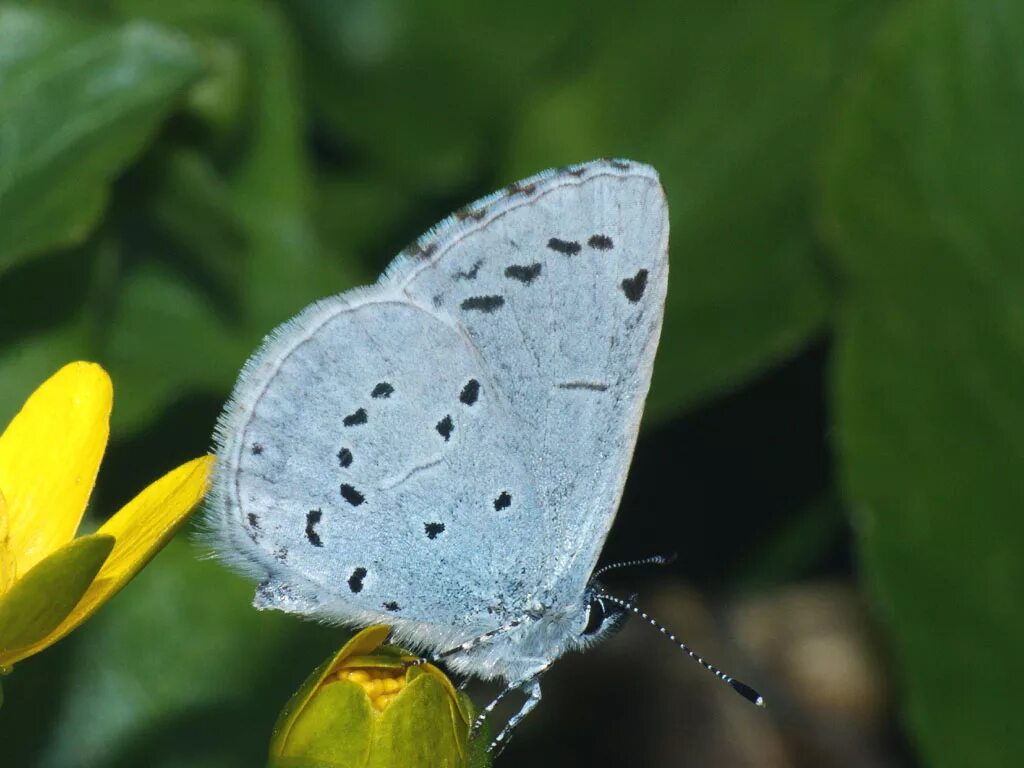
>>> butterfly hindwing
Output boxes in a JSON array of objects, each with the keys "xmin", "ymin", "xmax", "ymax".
[{"xmin": 213, "ymin": 293, "xmax": 547, "ymax": 643}]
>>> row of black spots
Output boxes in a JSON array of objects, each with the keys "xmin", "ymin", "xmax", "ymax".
[
  {"xmin": 494, "ymin": 491, "xmax": 512, "ymax": 511},
  {"xmin": 461, "ymin": 295, "xmax": 504, "ymax": 313},
  {"xmin": 343, "ymin": 408, "xmax": 368, "ymax": 426},
  {"xmin": 436, "ymin": 414, "xmax": 454, "ymax": 441},
  {"xmin": 547, "ymin": 237, "xmax": 581, "ymax": 256},
  {"xmin": 621, "ymin": 269, "xmax": 648, "ymax": 303},
  {"xmin": 384, "ymin": 601, "xmax": 401, "ymax": 612},
  {"xmin": 349, "ymin": 567, "xmax": 367, "ymax": 593},
  {"xmin": 424, "ymin": 521, "xmax": 445, "ymax": 539},
  {"xmin": 453, "ymin": 260, "xmax": 482, "ymax": 280},
  {"xmin": 548, "ymin": 234, "xmax": 613, "ymax": 256},
  {"xmin": 505, "ymin": 263, "xmax": 542, "ymax": 285},
  {"xmin": 340, "ymin": 380, "xmax": 397, "ymax": 467},
  {"xmin": 305, "ymin": 509, "xmax": 323, "ymax": 547},
  {"xmin": 340, "ymin": 483, "xmax": 365, "ymax": 506},
  {"xmin": 460, "ymin": 378, "xmax": 480, "ymax": 405}
]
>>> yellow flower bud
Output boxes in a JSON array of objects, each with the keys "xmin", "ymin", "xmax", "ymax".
[{"xmin": 270, "ymin": 625, "xmax": 490, "ymax": 768}]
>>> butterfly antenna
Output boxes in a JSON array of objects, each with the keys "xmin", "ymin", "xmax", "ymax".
[
  {"xmin": 597, "ymin": 592, "xmax": 765, "ymax": 707},
  {"xmin": 593, "ymin": 553, "xmax": 676, "ymax": 580}
]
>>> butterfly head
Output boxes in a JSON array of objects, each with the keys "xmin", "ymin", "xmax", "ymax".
[
  {"xmin": 573, "ymin": 555, "xmax": 766, "ymax": 708},
  {"xmin": 573, "ymin": 582, "xmax": 634, "ymax": 649}
]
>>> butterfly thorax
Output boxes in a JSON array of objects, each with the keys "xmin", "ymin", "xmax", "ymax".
[{"xmin": 441, "ymin": 579, "xmax": 628, "ymax": 684}]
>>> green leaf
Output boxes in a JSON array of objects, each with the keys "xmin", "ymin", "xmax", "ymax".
[
  {"xmin": 90, "ymin": 0, "xmax": 363, "ymax": 435},
  {"xmin": 506, "ymin": 0, "xmax": 889, "ymax": 421},
  {"xmin": 0, "ymin": 534, "xmax": 114, "ymax": 665},
  {"xmin": 822, "ymin": 1, "xmax": 1024, "ymax": 766},
  {"xmin": 102, "ymin": 251, "xmax": 246, "ymax": 433},
  {"xmin": 284, "ymin": 0, "xmax": 589, "ymax": 188},
  {"xmin": 114, "ymin": 0, "xmax": 356, "ymax": 326},
  {"xmin": 0, "ymin": 6, "xmax": 202, "ymax": 273}
]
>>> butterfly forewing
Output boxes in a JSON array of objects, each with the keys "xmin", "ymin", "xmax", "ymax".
[{"xmin": 397, "ymin": 164, "xmax": 668, "ymax": 601}]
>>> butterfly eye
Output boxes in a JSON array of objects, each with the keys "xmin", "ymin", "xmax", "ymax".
[{"xmin": 581, "ymin": 597, "xmax": 607, "ymax": 636}]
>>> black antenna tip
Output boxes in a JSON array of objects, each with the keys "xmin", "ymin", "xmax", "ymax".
[{"xmin": 729, "ymin": 679, "xmax": 765, "ymax": 707}]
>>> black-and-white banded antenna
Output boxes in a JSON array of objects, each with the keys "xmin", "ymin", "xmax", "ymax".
[
  {"xmin": 593, "ymin": 553, "xmax": 676, "ymax": 580},
  {"xmin": 597, "ymin": 592, "xmax": 765, "ymax": 707}
]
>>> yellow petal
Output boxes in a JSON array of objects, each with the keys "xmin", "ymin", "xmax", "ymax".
[
  {"xmin": 0, "ymin": 362, "xmax": 111, "ymax": 575},
  {"xmin": 32, "ymin": 455, "xmax": 214, "ymax": 652},
  {"xmin": 0, "ymin": 489, "xmax": 15, "ymax": 594},
  {"xmin": 0, "ymin": 533, "xmax": 114, "ymax": 667}
]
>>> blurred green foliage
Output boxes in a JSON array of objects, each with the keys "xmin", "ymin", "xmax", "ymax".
[{"xmin": 0, "ymin": 0, "xmax": 1021, "ymax": 766}]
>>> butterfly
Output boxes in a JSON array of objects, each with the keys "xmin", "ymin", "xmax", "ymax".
[{"xmin": 208, "ymin": 158, "xmax": 761, "ymax": 753}]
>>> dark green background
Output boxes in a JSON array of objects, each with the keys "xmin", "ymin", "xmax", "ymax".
[{"xmin": 1, "ymin": 1, "xmax": 1021, "ymax": 766}]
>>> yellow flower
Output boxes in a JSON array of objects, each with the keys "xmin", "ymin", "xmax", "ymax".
[
  {"xmin": 0, "ymin": 362, "xmax": 213, "ymax": 669},
  {"xmin": 271, "ymin": 625, "xmax": 487, "ymax": 768}
]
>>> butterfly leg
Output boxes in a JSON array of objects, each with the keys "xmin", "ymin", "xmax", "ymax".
[
  {"xmin": 405, "ymin": 615, "xmax": 536, "ymax": 668},
  {"xmin": 470, "ymin": 680, "xmax": 519, "ymax": 736},
  {"xmin": 486, "ymin": 669, "xmax": 550, "ymax": 756}
]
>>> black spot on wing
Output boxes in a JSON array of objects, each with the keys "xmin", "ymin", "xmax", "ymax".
[
  {"xmin": 460, "ymin": 379, "xmax": 480, "ymax": 405},
  {"xmin": 455, "ymin": 206, "xmax": 487, "ymax": 222},
  {"xmin": 610, "ymin": 159, "xmax": 631, "ymax": 170},
  {"xmin": 247, "ymin": 513, "xmax": 259, "ymax": 530},
  {"xmin": 305, "ymin": 509, "xmax": 323, "ymax": 547},
  {"xmin": 403, "ymin": 241, "xmax": 438, "ymax": 260},
  {"xmin": 461, "ymin": 295, "xmax": 504, "ymax": 313},
  {"xmin": 343, "ymin": 408, "xmax": 367, "ymax": 426},
  {"xmin": 558, "ymin": 381, "xmax": 610, "ymax": 391},
  {"xmin": 504, "ymin": 263, "xmax": 542, "ymax": 284},
  {"xmin": 251, "ymin": 443, "xmax": 263, "ymax": 456},
  {"xmin": 337, "ymin": 447, "xmax": 353, "ymax": 468},
  {"xmin": 340, "ymin": 483, "xmax": 365, "ymax": 506},
  {"xmin": 454, "ymin": 260, "xmax": 482, "ymax": 280},
  {"xmin": 371, "ymin": 382, "xmax": 394, "ymax": 399},
  {"xmin": 494, "ymin": 491, "xmax": 512, "ymax": 511},
  {"xmin": 384, "ymin": 601, "xmax": 401, "ymax": 612},
  {"xmin": 547, "ymin": 237, "xmax": 581, "ymax": 255},
  {"xmin": 587, "ymin": 234, "xmax": 614, "ymax": 250},
  {"xmin": 621, "ymin": 269, "xmax": 648, "ymax": 302},
  {"xmin": 507, "ymin": 182, "xmax": 537, "ymax": 196},
  {"xmin": 348, "ymin": 567, "xmax": 367, "ymax": 593},
  {"xmin": 436, "ymin": 415, "xmax": 453, "ymax": 441},
  {"xmin": 424, "ymin": 522, "xmax": 445, "ymax": 539}
]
